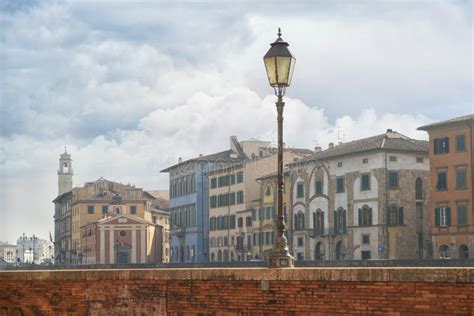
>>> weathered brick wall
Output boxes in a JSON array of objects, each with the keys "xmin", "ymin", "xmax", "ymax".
[{"xmin": 1, "ymin": 268, "xmax": 473, "ymax": 315}]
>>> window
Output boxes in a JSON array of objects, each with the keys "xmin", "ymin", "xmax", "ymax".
[
  {"xmin": 337, "ymin": 162, "xmax": 343, "ymax": 167},
  {"xmin": 361, "ymin": 174, "xmax": 370, "ymax": 191},
  {"xmin": 334, "ymin": 208, "xmax": 346, "ymax": 234},
  {"xmin": 456, "ymin": 135, "xmax": 466, "ymax": 152},
  {"xmin": 230, "ymin": 174, "xmax": 236, "ymax": 185},
  {"xmin": 251, "ymin": 208, "xmax": 256, "ymax": 221},
  {"xmin": 236, "ymin": 191, "xmax": 244, "ymax": 204},
  {"xmin": 236, "ymin": 172, "xmax": 244, "ymax": 183},
  {"xmin": 313, "ymin": 210, "xmax": 324, "ymax": 235},
  {"xmin": 229, "ymin": 192, "xmax": 236, "ymax": 205},
  {"xmin": 296, "ymin": 182, "xmax": 304, "ymax": 198},
  {"xmin": 434, "ymin": 137, "xmax": 449, "ymax": 154},
  {"xmin": 358, "ymin": 206, "xmax": 372, "ymax": 226},
  {"xmin": 265, "ymin": 186, "xmax": 272, "ymax": 196},
  {"xmin": 388, "ymin": 171, "xmax": 398, "ymax": 189},
  {"xmin": 229, "ymin": 215, "xmax": 236, "ymax": 229},
  {"xmin": 119, "ymin": 231, "xmax": 126, "ymax": 237},
  {"xmin": 130, "ymin": 206, "xmax": 137, "ymax": 215},
  {"xmin": 456, "ymin": 167, "xmax": 467, "ymax": 189},
  {"xmin": 294, "ymin": 212, "xmax": 305, "ymax": 230},
  {"xmin": 416, "ymin": 157, "xmax": 424, "ymax": 163},
  {"xmin": 314, "ymin": 242, "xmax": 323, "ymax": 260},
  {"xmin": 218, "ymin": 175, "xmax": 230, "ymax": 187},
  {"xmin": 457, "ymin": 204, "xmax": 467, "ymax": 226},
  {"xmin": 415, "ymin": 178, "xmax": 423, "ymax": 200},
  {"xmin": 210, "ymin": 196, "xmax": 217, "ymax": 208},
  {"xmin": 265, "ymin": 207, "xmax": 271, "ymax": 220},
  {"xmin": 152, "ymin": 216, "xmax": 157, "ymax": 224},
  {"xmin": 439, "ymin": 245, "xmax": 449, "ymax": 259},
  {"xmin": 101, "ymin": 205, "xmax": 108, "ymax": 214},
  {"xmin": 87, "ymin": 206, "xmax": 94, "ymax": 214},
  {"xmin": 435, "ymin": 207, "xmax": 451, "ymax": 227},
  {"xmin": 245, "ymin": 216, "xmax": 252, "ymax": 227},
  {"xmin": 210, "ymin": 178, "xmax": 217, "ymax": 189},
  {"xmin": 389, "ymin": 156, "xmax": 397, "ymax": 162},
  {"xmin": 387, "ymin": 205, "xmax": 404, "ymax": 226},
  {"xmin": 238, "ymin": 217, "xmax": 243, "ymax": 228},
  {"xmin": 336, "ymin": 177, "xmax": 345, "ymax": 193},
  {"xmin": 362, "ymin": 235, "xmax": 370, "ymax": 244},
  {"xmin": 210, "ymin": 217, "xmax": 216, "ymax": 231},
  {"xmin": 297, "ymin": 252, "xmax": 304, "ymax": 261},
  {"xmin": 315, "ymin": 180, "xmax": 323, "ymax": 195},
  {"xmin": 265, "ymin": 232, "xmax": 271, "ymax": 245},
  {"xmin": 363, "ymin": 158, "xmax": 368, "ymax": 164},
  {"xmin": 297, "ymin": 237, "xmax": 304, "ymax": 247},
  {"xmin": 361, "ymin": 251, "xmax": 371, "ymax": 260},
  {"xmin": 436, "ymin": 169, "xmax": 447, "ymax": 191}
]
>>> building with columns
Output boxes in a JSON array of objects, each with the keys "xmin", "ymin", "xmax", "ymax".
[
  {"xmin": 418, "ymin": 114, "xmax": 473, "ymax": 259},
  {"xmin": 288, "ymin": 130, "xmax": 430, "ymax": 261}
]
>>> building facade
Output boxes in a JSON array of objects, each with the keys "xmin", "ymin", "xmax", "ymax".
[
  {"xmin": 207, "ymin": 139, "xmax": 312, "ymax": 262},
  {"xmin": 288, "ymin": 130, "xmax": 430, "ymax": 261},
  {"xmin": 53, "ymin": 151, "xmax": 167, "ymax": 264},
  {"xmin": 162, "ymin": 136, "xmax": 249, "ymax": 263},
  {"xmin": 80, "ymin": 214, "xmax": 164, "ymax": 264},
  {"xmin": 15, "ymin": 234, "xmax": 54, "ymax": 264},
  {"xmin": 418, "ymin": 114, "xmax": 473, "ymax": 259},
  {"xmin": 0, "ymin": 242, "xmax": 17, "ymax": 264}
]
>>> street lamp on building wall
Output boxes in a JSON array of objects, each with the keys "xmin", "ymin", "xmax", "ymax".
[{"xmin": 263, "ymin": 28, "xmax": 295, "ymax": 268}]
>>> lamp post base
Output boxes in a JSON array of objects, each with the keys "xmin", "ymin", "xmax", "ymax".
[{"xmin": 269, "ymin": 253, "xmax": 294, "ymax": 268}]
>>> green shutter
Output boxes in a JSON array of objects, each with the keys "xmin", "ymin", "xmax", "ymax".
[
  {"xmin": 446, "ymin": 207, "xmax": 451, "ymax": 226},
  {"xmin": 358, "ymin": 209, "xmax": 362, "ymax": 226},
  {"xmin": 434, "ymin": 208, "xmax": 440, "ymax": 226},
  {"xmin": 398, "ymin": 207, "xmax": 404, "ymax": 225},
  {"xmin": 342, "ymin": 211, "xmax": 346, "ymax": 234},
  {"xmin": 387, "ymin": 207, "xmax": 391, "ymax": 226},
  {"xmin": 334, "ymin": 211, "xmax": 337, "ymax": 233},
  {"xmin": 368, "ymin": 208, "xmax": 373, "ymax": 225}
]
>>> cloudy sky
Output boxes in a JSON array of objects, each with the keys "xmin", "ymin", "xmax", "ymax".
[{"xmin": 0, "ymin": 0, "xmax": 472, "ymax": 243}]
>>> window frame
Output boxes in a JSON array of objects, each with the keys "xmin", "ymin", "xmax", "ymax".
[
  {"xmin": 336, "ymin": 176, "xmax": 345, "ymax": 193},
  {"xmin": 361, "ymin": 173, "xmax": 370, "ymax": 191},
  {"xmin": 456, "ymin": 134, "xmax": 466, "ymax": 152},
  {"xmin": 388, "ymin": 171, "xmax": 398, "ymax": 189}
]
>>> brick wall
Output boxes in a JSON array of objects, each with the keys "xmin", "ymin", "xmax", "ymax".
[{"xmin": 1, "ymin": 268, "xmax": 473, "ymax": 315}]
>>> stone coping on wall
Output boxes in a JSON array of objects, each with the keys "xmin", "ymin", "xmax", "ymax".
[{"xmin": 1, "ymin": 267, "xmax": 473, "ymax": 283}]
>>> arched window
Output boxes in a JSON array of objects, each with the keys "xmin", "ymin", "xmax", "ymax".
[
  {"xmin": 439, "ymin": 245, "xmax": 449, "ymax": 259},
  {"xmin": 358, "ymin": 206, "xmax": 372, "ymax": 226},
  {"xmin": 313, "ymin": 209, "xmax": 324, "ymax": 235},
  {"xmin": 415, "ymin": 178, "xmax": 423, "ymax": 200},
  {"xmin": 223, "ymin": 249, "xmax": 228, "ymax": 262},
  {"xmin": 387, "ymin": 205, "xmax": 404, "ymax": 226},
  {"xmin": 186, "ymin": 245, "xmax": 190, "ymax": 261},
  {"xmin": 211, "ymin": 253, "xmax": 215, "ymax": 262},
  {"xmin": 230, "ymin": 252, "xmax": 234, "ymax": 261},
  {"xmin": 315, "ymin": 242, "xmax": 324, "ymax": 260},
  {"xmin": 265, "ymin": 186, "xmax": 272, "ymax": 196},
  {"xmin": 459, "ymin": 245, "xmax": 469, "ymax": 259},
  {"xmin": 63, "ymin": 163, "xmax": 69, "ymax": 173},
  {"xmin": 335, "ymin": 241, "xmax": 344, "ymax": 260},
  {"xmin": 334, "ymin": 208, "xmax": 346, "ymax": 234},
  {"xmin": 217, "ymin": 250, "xmax": 222, "ymax": 262},
  {"xmin": 294, "ymin": 211, "xmax": 305, "ymax": 230}
]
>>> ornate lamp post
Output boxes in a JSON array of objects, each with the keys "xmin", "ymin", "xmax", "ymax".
[{"xmin": 264, "ymin": 28, "xmax": 295, "ymax": 268}]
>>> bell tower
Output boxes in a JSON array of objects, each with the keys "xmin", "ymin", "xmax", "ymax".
[{"xmin": 58, "ymin": 147, "xmax": 73, "ymax": 195}]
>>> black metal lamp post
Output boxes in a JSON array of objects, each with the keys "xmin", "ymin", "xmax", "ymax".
[{"xmin": 263, "ymin": 28, "xmax": 295, "ymax": 268}]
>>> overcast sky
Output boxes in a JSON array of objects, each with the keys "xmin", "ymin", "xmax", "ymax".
[{"xmin": 0, "ymin": 0, "xmax": 472, "ymax": 243}]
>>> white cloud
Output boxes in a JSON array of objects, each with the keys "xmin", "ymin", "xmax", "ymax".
[{"xmin": 0, "ymin": 1, "xmax": 470, "ymax": 242}]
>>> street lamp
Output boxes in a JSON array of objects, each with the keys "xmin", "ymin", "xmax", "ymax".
[{"xmin": 264, "ymin": 28, "xmax": 295, "ymax": 268}]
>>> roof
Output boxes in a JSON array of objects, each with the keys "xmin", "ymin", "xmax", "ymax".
[
  {"xmin": 147, "ymin": 190, "xmax": 169, "ymax": 201},
  {"xmin": 417, "ymin": 114, "xmax": 474, "ymax": 131},
  {"xmin": 293, "ymin": 130, "xmax": 428, "ymax": 164},
  {"xmin": 160, "ymin": 149, "xmax": 246, "ymax": 173}
]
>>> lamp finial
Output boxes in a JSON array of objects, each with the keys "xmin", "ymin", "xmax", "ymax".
[{"xmin": 278, "ymin": 27, "xmax": 281, "ymax": 38}]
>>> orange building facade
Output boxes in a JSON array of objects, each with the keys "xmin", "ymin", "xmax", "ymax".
[{"xmin": 418, "ymin": 114, "xmax": 474, "ymax": 259}]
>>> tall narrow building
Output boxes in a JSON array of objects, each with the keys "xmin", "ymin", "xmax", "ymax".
[{"xmin": 58, "ymin": 148, "xmax": 73, "ymax": 195}]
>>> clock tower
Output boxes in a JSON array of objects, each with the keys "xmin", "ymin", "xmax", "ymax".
[{"xmin": 58, "ymin": 148, "xmax": 73, "ymax": 195}]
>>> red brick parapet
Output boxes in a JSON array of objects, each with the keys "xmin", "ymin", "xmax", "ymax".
[{"xmin": 1, "ymin": 268, "xmax": 473, "ymax": 315}]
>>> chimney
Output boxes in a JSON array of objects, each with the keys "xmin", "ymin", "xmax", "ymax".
[
  {"xmin": 178, "ymin": 157, "xmax": 182, "ymax": 163},
  {"xmin": 386, "ymin": 129, "xmax": 393, "ymax": 133},
  {"xmin": 328, "ymin": 142, "xmax": 334, "ymax": 148},
  {"xmin": 314, "ymin": 146, "xmax": 322, "ymax": 153}
]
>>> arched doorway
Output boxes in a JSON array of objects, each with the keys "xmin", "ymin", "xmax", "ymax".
[
  {"xmin": 439, "ymin": 245, "xmax": 449, "ymax": 259},
  {"xmin": 459, "ymin": 245, "xmax": 469, "ymax": 259},
  {"xmin": 315, "ymin": 242, "xmax": 324, "ymax": 260}
]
